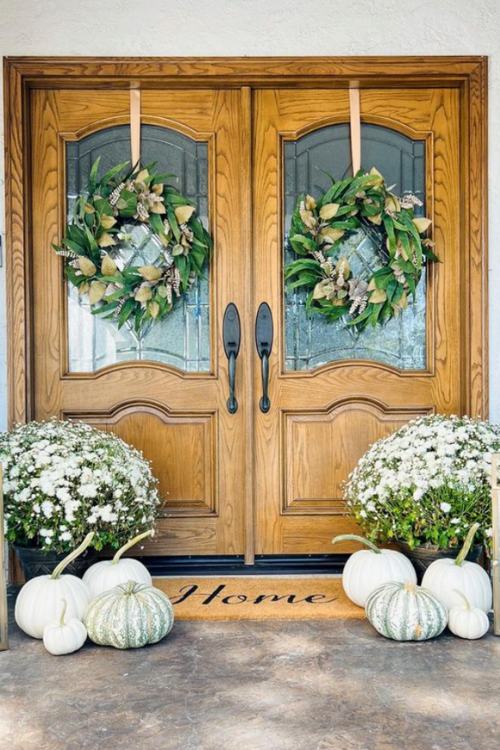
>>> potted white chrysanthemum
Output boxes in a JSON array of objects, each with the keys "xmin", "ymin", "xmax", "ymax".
[
  {"xmin": 0, "ymin": 420, "xmax": 160, "ymax": 579},
  {"xmin": 344, "ymin": 415, "xmax": 500, "ymax": 576}
]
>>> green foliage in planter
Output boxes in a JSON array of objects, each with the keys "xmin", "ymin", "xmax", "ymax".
[
  {"xmin": 0, "ymin": 419, "xmax": 160, "ymax": 553},
  {"xmin": 344, "ymin": 415, "xmax": 500, "ymax": 550}
]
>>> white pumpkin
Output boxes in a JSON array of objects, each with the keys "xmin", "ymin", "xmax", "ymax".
[
  {"xmin": 43, "ymin": 598, "xmax": 88, "ymax": 656},
  {"xmin": 422, "ymin": 523, "xmax": 492, "ymax": 613},
  {"xmin": 15, "ymin": 532, "xmax": 93, "ymax": 639},
  {"xmin": 85, "ymin": 581, "xmax": 174, "ymax": 649},
  {"xmin": 83, "ymin": 529, "xmax": 153, "ymax": 599},
  {"xmin": 448, "ymin": 589, "xmax": 490, "ymax": 640},
  {"xmin": 366, "ymin": 581, "xmax": 447, "ymax": 641},
  {"xmin": 332, "ymin": 534, "xmax": 417, "ymax": 607}
]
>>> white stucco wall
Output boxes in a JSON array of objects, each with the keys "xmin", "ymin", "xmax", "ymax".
[{"xmin": 0, "ymin": 0, "xmax": 499, "ymax": 428}]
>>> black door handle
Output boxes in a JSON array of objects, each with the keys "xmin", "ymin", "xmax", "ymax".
[
  {"xmin": 255, "ymin": 302, "xmax": 273, "ymax": 414},
  {"xmin": 223, "ymin": 303, "xmax": 241, "ymax": 414}
]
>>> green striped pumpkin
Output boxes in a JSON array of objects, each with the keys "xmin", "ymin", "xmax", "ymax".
[
  {"xmin": 365, "ymin": 581, "xmax": 447, "ymax": 641},
  {"xmin": 85, "ymin": 581, "xmax": 174, "ymax": 649}
]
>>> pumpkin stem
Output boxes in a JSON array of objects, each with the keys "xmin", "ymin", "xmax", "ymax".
[
  {"xmin": 112, "ymin": 529, "xmax": 154, "ymax": 564},
  {"xmin": 331, "ymin": 534, "xmax": 381, "ymax": 554},
  {"xmin": 50, "ymin": 532, "xmax": 94, "ymax": 579},
  {"xmin": 455, "ymin": 523, "xmax": 480, "ymax": 567},
  {"xmin": 452, "ymin": 588, "xmax": 471, "ymax": 610},
  {"xmin": 123, "ymin": 580, "xmax": 140, "ymax": 594},
  {"xmin": 59, "ymin": 598, "xmax": 68, "ymax": 626}
]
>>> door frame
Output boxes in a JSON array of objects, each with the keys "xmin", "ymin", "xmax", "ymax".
[{"xmin": 3, "ymin": 56, "xmax": 488, "ymax": 572}]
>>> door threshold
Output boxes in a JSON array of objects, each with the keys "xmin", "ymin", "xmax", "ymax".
[{"xmin": 138, "ymin": 554, "xmax": 349, "ymax": 576}]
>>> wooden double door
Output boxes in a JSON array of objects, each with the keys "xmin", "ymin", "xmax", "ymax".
[{"xmin": 26, "ymin": 68, "xmax": 484, "ymax": 563}]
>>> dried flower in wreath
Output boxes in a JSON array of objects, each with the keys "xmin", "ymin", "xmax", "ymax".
[
  {"xmin": 285, "ymin": 167, "xmax": 438, "ymax": 331},
  {"xmin": 53, "ymin": 158, "xmax": 212, "ymax": 334}
]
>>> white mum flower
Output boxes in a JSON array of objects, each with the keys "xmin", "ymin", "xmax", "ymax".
[
  {"xmin": 41, "ymin": 500, "xmax": 54, "ymax": 518},
  {"xmin": 64, "ymin": 499, "xmax": 81, "ymax": 522},
  {"xmin": 56, "ymin": 487, "xmax": 72, "ymax": 503},
  {"xmin": 0, "ymin": 418, "xmax": 159, "ymax": 551},
  {"xmin": 98, "ymin": 504, "xmax": 118, "ymax": 523},
  {"xmin": 78, "ymin": 483, "xmax": 98, "ymax": 498},
  {"xmin": 344, "ymin": 414, "xmax": 500, "ymax": 548}
]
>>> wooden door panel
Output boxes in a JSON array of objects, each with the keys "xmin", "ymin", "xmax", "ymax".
[
  {"xmin": 70, "ymin": 404, "xmax": 217, "ymax": 515},
  {"xmin": 30, "ymin": 87, "xmax": 250, "ymax": 556},
  {"xmin": 253, "ymin": 87, "xmax": 462, "ymax": 554},
  {"xmin": 282, "ymin": 401, "xmax": 430, "ymax": 516}
]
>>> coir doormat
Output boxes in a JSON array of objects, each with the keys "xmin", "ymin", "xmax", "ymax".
[{"xmin": 153, "ymin": 576, "xmax": 364, "ymax": 621}]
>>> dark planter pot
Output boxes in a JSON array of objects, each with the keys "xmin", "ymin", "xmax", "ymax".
[
  {"xmin": 14, "ymin": 544, "xmax": 97, "ymax": 581},
  {"xmin": 397, "ymin": 541, "xmax": 484, "ymax": 582}
]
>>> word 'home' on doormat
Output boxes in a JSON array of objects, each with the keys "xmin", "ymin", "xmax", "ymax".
[{"xmin": 153, "ymin": 577, "xmax": 363, "ymax": 621}]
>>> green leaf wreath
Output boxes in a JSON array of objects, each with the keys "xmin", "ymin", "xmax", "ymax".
[
  {"xmin": 53, "ymin": 158, "xmax": 212, "ymax": 333},
  {"xmin": 285, "ymin": 167, "xmax": 437, "ymax": 331}
]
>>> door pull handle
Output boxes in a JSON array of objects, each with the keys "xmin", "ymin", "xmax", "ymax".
[
  {"xmin": 223, "ymin": 303, "xmax": 241, "ymax": 414},
  {"xmin": 255, "ymin": 302, "xmax": 273, "ymax": 414}
]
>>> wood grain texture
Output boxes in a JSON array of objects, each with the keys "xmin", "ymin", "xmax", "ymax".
[
  {"xmin": 283, "ymin": 401, "xmax": 431, "ymax": 515},
  {"xmin": 239, "ymin": 87, "xmax": 256, "ymax": 564},
  {"xmin": 4, "ymin": 56, "xmax": 486, "ymax": 88},
  {"xmin": 466, "ymin": 61, "xmax": 489, "ymax": 416},
  {"xmin": 69, "ymin": 403, "xmax": 217, "ymax": 516},
  {"xmin": 4, "ymin": 57, "xmax": 488, "ymax": 427},
  {"xmin": 3, "ymin": 59, "xmax": 32, "ymax": 425},
  {"xmin": 252, "ymin": 85, "xmax": 472, "ymax": 554},
  {"xmin": 27, "ymin": 87, "xmax": 251, "ymax": 557},
  {"xmin": 3, "ymin": 57, "xmax": 488, "ymax": 564}
]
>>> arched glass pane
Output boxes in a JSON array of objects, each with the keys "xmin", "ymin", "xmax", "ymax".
[
  {"xmin": 66, "ymin": 125, "xmax": 210, "ymax": 372},
  {"xmin": 284, "ymin": 123, "xmax": 426, "ymax": 371}
]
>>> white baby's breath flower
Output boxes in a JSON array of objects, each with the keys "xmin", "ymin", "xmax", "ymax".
[{"xmin": 440, "ymin": 502, "xmax": 452, "ymax": 513}]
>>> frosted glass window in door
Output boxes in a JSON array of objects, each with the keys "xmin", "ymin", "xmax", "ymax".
[
  {"xmin": 67, "ymin": 125, "xmax": 210, "ymax": 372},
  {"xmin": 284, "ymin": 124, "xmax": 427, "ymax": 371}
]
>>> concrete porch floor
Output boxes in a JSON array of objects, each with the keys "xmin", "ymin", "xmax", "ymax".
[{"xmin": 1, "ymin": 590, "xmax": 500, "ymax": 750}]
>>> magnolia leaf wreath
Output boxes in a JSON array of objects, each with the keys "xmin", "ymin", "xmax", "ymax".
[
  {"xmin": 285, "ymin": 168, "xmax": 437, "ymax": 331},
  {"xmin": 53, "ymin": 158, "xmax": 212, "ymax": 333}
]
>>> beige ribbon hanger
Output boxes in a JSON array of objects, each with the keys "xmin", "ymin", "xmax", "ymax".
[
  {"xmin": 130, "ymin": 88, "xmax": 141, "ymax": 168},
  {"xmin": 349, "ymin": 85, "xmax": 361, "ymax": 175}
]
